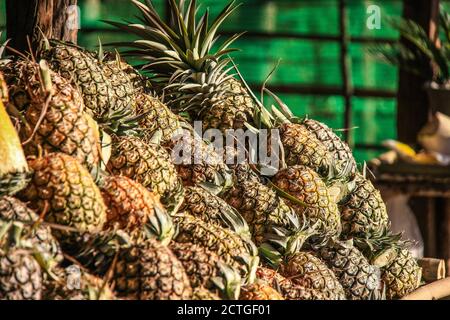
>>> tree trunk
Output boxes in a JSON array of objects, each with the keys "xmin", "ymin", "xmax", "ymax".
[{"xmin": 6, "ymin": 0, "xmax": 78, "ymax": 54}]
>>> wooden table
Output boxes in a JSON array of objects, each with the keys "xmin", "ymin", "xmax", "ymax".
[{"xmin": 369, "ymin": 163, "xmax": 450, "ymax": 271}]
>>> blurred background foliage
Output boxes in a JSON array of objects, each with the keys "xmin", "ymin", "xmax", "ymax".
[{"xmin": 1, "ymin": 0, "xmax": 450, "ymax": 163}]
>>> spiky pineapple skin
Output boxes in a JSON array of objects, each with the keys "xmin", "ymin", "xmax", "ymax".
[
  {"xmin": 107, "ymin": 135, "xmax": 183, "ymax": 205},
  {"xmin": 382, "ymin": 248, "xmax": 421, "ymax": 300},
  {"xmin": 281, "ymin": 252, "xmax": 346, "ymax": 300},
  {"xmin": 18, "ymin": 153, "xmax": 107, "ymax": 239},
  {"xmin": 99, "ymin": 175, "xmax": 162, "ymax": 231},
  {"xmin": 135, "ymin": 93, "xmax": 181, "ymax": 146},
  {"xmin": 113, "ymin": 239, "xmax": 192, "ymax": 300},
  {"xmin": 224, "ymin": 179, "xmax": 293, "ymax": 245},
  {"xmin": 279, "ymin": 123, "xmax": 332, "ymax": 176},
  {"xmin": 272, "ymin": 165, "xmax": 341, "ymax": 240},
  {"xmin": 316, "ymin": 240, "xmax": 381, "ymax": 300},
  {"xmin": 173, "ymin": 213, "xmax": 258, "ymax": 280},
  {"xmin": 181, "ymin": 186, "xmax": 242, "ymax": 230},
  {"xmin": 240, "ymin": 282, "xmax": 284, "ymax": 300},
  {"xmin": 2, "ymin": 60, "xmax": 100, "ymax": 170},
  {"xmin": 169, "ymin": 241, "xmax": 221, "ymax": 290},
  {"xmin": 339, "ymin": 173, "xmax": 389, "ymax": 239},
  {"xmin": 42, "ymin": 41, "xmax": 114, "ymax": 119},
  {"xmin": 0, "ymin": 196, "xmax": 63, "ymax": 263},
  {"xmin": 0, "ymin": 248, "xmax": 42, "ymax": 300},
  {"xmin": 301, "ymin": 118, "xmax": 357, "ymax": 176},
  {"xmin": 192, "ymin": 287, "xmax": 221, "ymax": 300}
]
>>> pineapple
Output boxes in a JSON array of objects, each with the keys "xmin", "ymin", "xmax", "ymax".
[
  {"xmin": 113, "ymin": 238, "xmax": 192, "ymax": 300},
  {"xmin": 380, "ymin": 248, "xmax": 422, "ymax": 300},
  {"xmin": 107, "ymin": 135, "xmax": 184, "ymax": 207},
  {"xmin": 240, "ymin": 282, "xmax": 284, "ymax": 300},
  {"xmin": 172, "ymin": 213, "xmax": 259, "ymax": 283},
  {"xmin": 339, "ymin": 172, "xmax": 389, "ymax": 239},
  {"xmin": 192, "ymin": 287, "xmax": 221, "ymax": 300},
  {"xmin": 41, "ymin": 40, "xmax": 117, "ymax": 120},
  {"xmin": 169, "ymin": 242, "xmax": 222, "ymax": 291},
  {"xmin": 0, "ymin": 72, "xmax": 30, "ymax": 196},
  {"xmin": 180, "ymin": 185, "xmax": 250, "ymax": 237},
  {"xmin": 107, "ymin": 0, "xmax": 255, "ymax": 133},
  {"xmin": 301, "ymin": 118, "xmax": 357, "ymax": 177},
  {"xmin": 0, "ymin": 248, "xmax": 42, "ymax": 300},
  {"xmin": 134, "ymin": 93, "xmax": 182, "ymax": 147},
  {"xmin": 224, "ymin": 179, "xmax": 294, "ymax": 245},
  {"xmin": 2, "ymin": 59, "xmax": 100, "ymax": 170},
  {"xmin": 316, "ymin": 240, "xmax": 382, "ymax": 300},
  {"xmin": 18, "ymin": 153, "xmax": 107, "ymax": 243},
  {"xmin": 0, "ymin": 196, "xmax": 62, "ymax": 264},
  {"xmin": 272, "ymin": 165, "xmax": 341, "ymax": 241},
  {"xmin": 99, "ymin": 175, "xmax": 164, "ymax": 231}
]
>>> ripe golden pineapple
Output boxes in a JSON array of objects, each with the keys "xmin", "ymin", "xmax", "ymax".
[
  {"xmin": 0, "ymin": 74, "xmax": 30, "ymax": 196},
  {"xmin": 0, "ymin": 248, "xmax": 42, "ymax": 300},
  {"xmin": 172, "ymin": 213, "xmax": 259, "ymax": 283},
  {"xmin": 316, "ymin": 240, "xmax": 382, "ymax": 300},
  {"xmin": 272, "ymin": 165, "xmax": 342, "ymax": 240},
  {"xmin": 18, "ymin": 153, "xmax": 107, "ymax": 242},
  {"xmin": 107, "ymin": 135, "xmax": 184, "ymax": 206},
  {"xmin": 224, "ymin": 179, "xmax": 294, "ymax": 245},
  {"xmin": 240, "ymin": 282, "xmax": 284, "ymax": 300},
  {"xmin": 192, "ymin": 287, "xmax": 221, "ymax": 300},
  {"xmin": 380, "ymin": 248, "xmax": 422, "ymax": 300},
  {"xmin": 99, "ymin": 175, "xmax": 164, "ymax": 231},
  {"xmin": 339, "ymin": 173, "xmax": 389, "ymax": 239},
  {"xmin": 2, "ymin": 60, "xmax": 100, "ymax": 170},
  {"xmin": 113, "ymin": 238, "xmax": 192, "ymax": 300}
]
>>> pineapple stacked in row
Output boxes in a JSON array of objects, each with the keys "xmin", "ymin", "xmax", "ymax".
[{"xmin": 0, "ymin": 0, "xmax": 422, "ymax": 300}]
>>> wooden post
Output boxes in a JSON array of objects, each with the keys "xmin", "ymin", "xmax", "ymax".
[
  {"xmin": 6, "ymin": 0, "xmax": 78, "ymax": 54},
  {"xmin": 397, "ymin": 0, "xmax": 440, "ymax": 145}
]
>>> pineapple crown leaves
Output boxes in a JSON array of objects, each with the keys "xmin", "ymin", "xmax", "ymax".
[
  {"xmin": 143, "ymin": 204, "xmax": 176, "ymax": 246},
  {"xmin": 211, "ymin": 261, "xmax": 242, "ymax": 300},
  {"xmin": 104, "ymin": 0, "xmax": 242, "ymax": 74},
  {"xmin": 198, "ymin": 182, "xmax": 251, "ymax": 238}
]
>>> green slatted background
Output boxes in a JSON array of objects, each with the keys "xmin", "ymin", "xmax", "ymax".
[{"xmin": 2, "ymin": 0, "xmax": 450, "ymax": 163}]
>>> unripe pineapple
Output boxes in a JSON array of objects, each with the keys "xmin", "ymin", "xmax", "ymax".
[
  {"xmin": 224, "ymin": 179, "xmax": 294, "ymax": 245},
  {"xmin": 99, "ymin": 175, "xmax": 164, "ymax": 231},
  {"xmin": 272, "ymin": 165, "xmax": 341, "ymax": 241},
  {"xmin": 0, "ymin": 74, "xmax": 30, "ymax": 196},
  {"xmin": 113, "ymin": 238, "xmax": 192, "ymax": 300},
  {"xmin": 316, "ymin": 240, "xmax": 382, "ymax": 300},
  {"xmin": 173, "ymin": 213, "xmax": 259, "ymax": 283},
  {"xmin": 0, "ymin": 248, "xmax": 42, "ymax": 300},
  {"xmin": 240, "ymin": 282, "xmax": 284, "ymax": 300},
  {"xmin": 18, "ymin": 153, "xmax": 107, "ymax": 243},
  {"xmin": 339, "ymin": 173, "xmax": 389, "ymax": 239},
  {"xmin": 2, "ymin": 60, "xmax": 100, "ymax": 170},
  {"xmin": 107, "ymin": 135, "xmax": 184, "ymax": 206}
]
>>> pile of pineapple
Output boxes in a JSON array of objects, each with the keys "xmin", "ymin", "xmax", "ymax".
[{"xmin": 0, "ymin": 0, "xmax": 422, "ymax": 300}]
